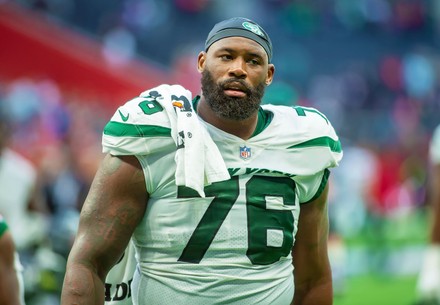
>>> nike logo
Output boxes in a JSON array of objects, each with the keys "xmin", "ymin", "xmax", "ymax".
[{"xmin": 118, "ymin": 110, "xmax": 130, "ymax": 122}]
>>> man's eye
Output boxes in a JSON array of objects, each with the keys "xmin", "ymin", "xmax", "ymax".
[
  {"xmin": 248, "ymin": 59, "xmax": 260, "ymax": 65},
  {"xmin": 220, "ymin": 55, "xmax": 232, "ymax": 60}
]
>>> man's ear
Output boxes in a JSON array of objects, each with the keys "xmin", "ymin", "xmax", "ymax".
[
  {"xmin": 265, "ymin": 64, "xmax": 275, "ymax": 86},
  {"xmin": 197, "ymin": 51, "xmax": 206, "ymax": 73}
]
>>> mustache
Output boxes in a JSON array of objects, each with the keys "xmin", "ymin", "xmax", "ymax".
[{"xmin": 219, "ymin": 78, "xmax": 252, "ymax": 95}]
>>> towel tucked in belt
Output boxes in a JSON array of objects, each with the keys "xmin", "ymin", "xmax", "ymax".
[{"xmin": 140, "ymin": 84, "xmax": 230, "ymax": 197}]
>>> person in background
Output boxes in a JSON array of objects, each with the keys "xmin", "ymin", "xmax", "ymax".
[
  {"xmin": 0, "ymin": 110, "xmax": 48, "ymax": 252},
  {"xmin": 0, "ymin": 214, "xmax": 25, "ymax": 305},
  {"xmin": 416, "ymin": 124, "xmax": 440, "ymax": 305},
  {"xmin": 61, "ymin": 17, "xmax": 343, "ymax": 305}
]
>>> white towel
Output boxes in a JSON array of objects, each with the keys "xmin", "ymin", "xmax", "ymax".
[{"xmin": 140, "ymin": 84, "xmax": 230, "ymax": 197}]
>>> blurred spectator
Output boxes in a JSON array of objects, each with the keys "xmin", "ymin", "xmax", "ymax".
[
  {"xmin": 330, "ymin": 141, "xmax": 379, "ymax": 239},
  {"xmin": 0, "ymin": 78, "xmax": 106, "ymax": 305},
  {"xmin": 416, "ymin": 124, "xmax": 440, "ymax": 304},
  {"xmin": 0, "ymin": 214, "xmax": 25, "ymax": 305},
  {"xmin": 0, "ymin": 106, "xmax": 48, "ymax": 252},
  {"xmin": 102, "ymin": 26, "xmax": 137, "ymax": 67}
]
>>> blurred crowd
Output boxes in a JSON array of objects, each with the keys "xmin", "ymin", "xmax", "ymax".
[
  {"xmin": 1, "ymin": 0, "xmax": 440, "ymax": 304},
  {"xmin": 0, "ymin": 78, "xmax": 109, "ymax": 305}
]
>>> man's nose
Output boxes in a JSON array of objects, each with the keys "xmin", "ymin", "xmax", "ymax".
[{"xmin": 228, "ymin": 58, "xmax": 247, "ymax": 78}]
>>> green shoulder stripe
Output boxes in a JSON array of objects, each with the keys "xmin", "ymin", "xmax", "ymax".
[
  {"xmin": 0, "ymin": 220, "xmax": 8, "ymax": 238},
  {"xmin": 288, "ymin": 136, "xmax": 342, "ymax": 153},
  {"xmin": 302, "ymin": 169, "xmax": 330, "ymax": 205},
  {"xmin": 103, "ymin": 121, "xmax": 171, "ymax": 138}
]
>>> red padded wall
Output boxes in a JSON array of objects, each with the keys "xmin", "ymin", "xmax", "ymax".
[{"xmin": 0, "ymin": 2, "xmax": 169, "ymax": 109}]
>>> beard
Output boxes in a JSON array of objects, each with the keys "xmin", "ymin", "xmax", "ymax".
[{"xmin": 200, "ymin": 69, "xmax": 266, "ymax": 120}]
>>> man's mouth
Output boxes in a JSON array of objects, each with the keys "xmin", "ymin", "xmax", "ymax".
[{"xmin": 223, "ymin": 82, "xmax": 248, "ymax": 98}]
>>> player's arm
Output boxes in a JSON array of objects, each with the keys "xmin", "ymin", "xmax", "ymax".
[
  {"xmin": 0, "ymin": 230, "xmax": 21, "ymax": 305},
  {"xmin": 61, "ymin": 154, "xmax": 148, "ymax": 305},
  {"xmin": 291, "ymin": 183, "xmax": 332, "ymax": 305}
]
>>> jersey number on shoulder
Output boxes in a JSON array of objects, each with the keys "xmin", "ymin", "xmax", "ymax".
[
  {"xmin": 293, "ymin": 106, "xmax": 329, "ymax": 124},
  {"xmin": 177, "ymin": 176, "xmax": 296, "ymax": 265}
]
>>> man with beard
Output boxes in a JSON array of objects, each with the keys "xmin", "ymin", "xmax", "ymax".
[{"xmin": 61, "ymin": 17, "xmax": 342, "ymax": 305}]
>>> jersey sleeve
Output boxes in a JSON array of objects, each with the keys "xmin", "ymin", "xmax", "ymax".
[
  {"xmin": 263, "ymin": 105, "xmax": 343, "ymax": 180},
  {"xmin": 290, "ymin": 106, "xmax": 342, "ymax": 170},
  {"xmin": 280, "ymin": 106, "xmax": 342, "ymax": 203},
  {"xmin": 102, "ymin": 87, "xmax": 176, "ymax": 156},
  {"xmin": 430, "ymin": 125, "xmax": 440, "ymax": 164},
  {"xmin": 293, "ymin": 169, "xmax": 330, "ymax": 204}
]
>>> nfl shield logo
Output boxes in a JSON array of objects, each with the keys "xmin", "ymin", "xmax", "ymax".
[{"xmin": 239, "ymin": 146, "xmax": 251, "ymax": 160}]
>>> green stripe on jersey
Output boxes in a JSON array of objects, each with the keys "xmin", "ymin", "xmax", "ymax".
[
  {"xmin": 293, "ymin": 106, "xmax": 329, "ymax": 124},
  {"xmin": 0, "ymin": 219, "xmax": 8, "ymax": 238},
  {"xmin": 303, "ymin": 169, "xmax": 330, "ymax": 204},
  {"xmin": 288, "ymin": 136, "xmax": 342, "ymax": 153},
  {"xmin": 103, "ymin": 121, "xmax": 171, "ymax": 137}
]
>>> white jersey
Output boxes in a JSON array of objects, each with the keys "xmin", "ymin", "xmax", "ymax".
[
  {"xmin": 430, "ymin": 124, "xmax": 440, "ymax": 165},
  {"xmin": 102, "ymin": 85, "xmax": 342, "ymax": 305}
]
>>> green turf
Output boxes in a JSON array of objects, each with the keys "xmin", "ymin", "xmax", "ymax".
[{"xmin": 334, "ymin": 274, "xmax": 419, "ymax": 305}]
